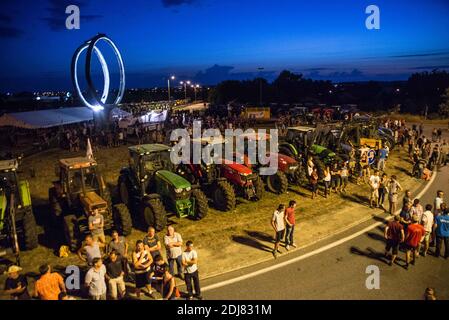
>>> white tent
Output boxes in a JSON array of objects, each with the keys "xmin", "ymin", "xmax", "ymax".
[{"xmin": 0, "ymin": 107, "xmax": 94, "ymax": 129}]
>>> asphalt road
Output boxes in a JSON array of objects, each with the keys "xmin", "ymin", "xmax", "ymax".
[{"xmin": 201, "ymin": 164, "xmax": 449, "ymax": 300}]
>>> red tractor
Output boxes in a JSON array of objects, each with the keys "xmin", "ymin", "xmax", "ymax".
[
  {"xmin": 173, "ymin": 137, "xmax": 264, "ymax": 206},
  {"xmin": 235, "ymin": 132, "xmax": 302, "ymax": 194}
]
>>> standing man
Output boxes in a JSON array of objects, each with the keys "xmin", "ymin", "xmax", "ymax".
[
  {"xmin": 182, "ymin": 240, "xmax": 202, "ymax": 300},
  {"xmin": 85, "ymin": 257, "xmax": 107, "ymax": 300},
  {"xmin": 34, "ymin": 265, "xmax": 66, "ymax": 300},
  {"xmin": 387, "ymin": 175, "xmax": 403, "ymax": 214},
  {"xmin": 284, "ymin": 200, "xmax": 297, "ymax": 251},
  {"xmin": 369, "ymin": 170, "xmax": 380, "ymax": 209},
  {"xmin": 88, "ymin": 208, "xmax": 105, "ymax": 245},
  {"xmin": 384, "ymin": 215, "xmax": 405, "ymax": 266},
  {"xmin": 271, "ymin": 204, "xmax": 286, "ymax": 259},
  {"xmin": 144, "ymin": 226, "xmax": 162, "ymax": 260},
  {"xmin": 404, "ymin": 215, "xmax": 426, "ymax": 269},
  {"xmin": 164, "ymin": 226, "xmax": 184, "ymax": 279},
  {"xmin": 78, "ymin": 234, "xmax": 104, "ymax": 266},
  {"xmin": 410, "ymin": 199, "xmax": 424, "ymax": 222},
  {"xmin": 105, "ymin": 250, "xmax": 126, "ymax": 300},
  {"xmin": 420, "ymin": 204, "xmax": 434, "ymax": 257},
  {"xmin": 434, "ymin": 209, "xmax": 449, "ymax": 259},
  {"xmin": 434, "ymin": 190, "xmax": 444, "ymax": 216},
  {"xmin": 377, "ymin": 145, "xmax": 388, "ymax": 171}
]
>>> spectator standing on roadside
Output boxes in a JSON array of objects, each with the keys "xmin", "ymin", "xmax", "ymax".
[
  {"xmin": 403, "ymin": 190, "xmax": 412, "ymax": 209},
  {"xmin": 34, "ymin": 265, "xmax": 66, "ymax": 300},
  {"xmin": 369, "ymin": 170, "xmax": 380, "ymax": 209},
  {"xmin": 3, "ymin": 265, "xmax": 30, "ymax": 300},
  {"xmin": 400, "ymin": 203, "xmax": 413, "ymax": 233},
  {"xmin": 132, "ymin": 240, "xmax": 153, "ymax": 298},
  {"xmin": 410, "ymin": 199, "xmax": 424, "ymax": 222},
  {"xmin": 434, "ymin": 209, "xmax": 449, "ymax": 259},
  {"xmin": 182, "ymin": 240, "xmax": 202, "ymax": 300},
  {"xmin": 340, "ymin": 161, "xmax": 349, "ymax": 193},
  {"xmin": 378, "ymin": 173, "xmax": 388, "ymax": 211},
  {"xmin": 164, "ymin": 226, "xmax": 184, "ymax": 279},
  {"xmin": 105, "ymin": 250, "xmax": 126, "ymax": 300},
  {"xmin": 404, "ymin": 215, "xmax": 426, "ymax": 269},
  {"xmin": 419, "ymin": 204, "xmax": 434, "ymax": 257},
  {"xmin": 310, "ymin": 167, "xmax": 319, "ymax": 199},
  {"xmin": 434, "ymin": 191, "xmax": 445, "ymax": 216},
  {"xmin": 271, "ymin": 204, "xmax": 286, "ymax": 259},
  {"xmin": 384, "ymin": 214, "xmax": 404, "ymax": 266},
  {"xmin": 284, "ymin": 200, "xmax": 297, "ymax": 251},
  {"xmin": 88, "ymin": 208, "xmax": 105, "ymax": 244},
  {"xmin": 323, "ymin": 166, "xmax": 331, "ymax": 198},
  {"xmin": 78, "ymin": 234, "xmax": 104, "ymax": 266},
  {"xmin": 377, "ymin": 145, "xmax": 388, "ymax": 171},
  {"xmin": 144, "ymin": 227, "xmax": 162, "ymax": 259},
  {"xmin": 85, "ymin": 257, "xmax": 107, "ymax": 300}
]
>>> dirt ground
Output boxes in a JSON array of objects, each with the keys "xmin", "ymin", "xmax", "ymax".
[{"xmin": 3, "ymin": 119, "xmax": 447, "ymax": 299}]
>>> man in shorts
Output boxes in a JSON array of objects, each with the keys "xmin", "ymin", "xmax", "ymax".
[
  {"xmin": 88, "ymin": 208, "xmax": 105, "ymax": 244},
  {"xmin": 369, "ymin": 170, "xmax": 380, "ymax": 209},
  {"xmin": 404, "ymin": 215, "xmax": 426, "ymax": 269},
  {"xmin": 271, "ymin": 204, "xmax": 285, "ymax": 259},
  {"xmin": 384, "ymin": 214, "xmax": 404, "ymax": 266},
  {"xmin": 419, "ymin": 204, "xmax": 434, "ymax": 257}
]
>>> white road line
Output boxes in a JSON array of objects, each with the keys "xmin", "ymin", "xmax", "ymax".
[{"xmin": 202, "ymin": 170, "xmax": 438, "ymax": 292}]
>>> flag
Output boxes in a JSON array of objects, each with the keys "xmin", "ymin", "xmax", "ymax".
[{"xmin": 86, "ymin": 138, "xmax": 94, "ymax": 160}]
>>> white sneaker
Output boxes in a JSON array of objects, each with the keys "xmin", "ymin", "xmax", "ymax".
[{"xmin": 285, "ymin": 245, "xmax": 290, "ymax": 251}]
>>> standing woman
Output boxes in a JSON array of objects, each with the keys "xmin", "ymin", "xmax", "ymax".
[
  {"xmin": 132, "ymin": 240, "xmax": 153, "ymax": 298},
  {"xmin": 378, "ymin": 173, "xmax": 388, "ymax": 211},
  {"xmin": 361, "ymin": 151, "xmax": 370, "ymax": 183},
  {"xmin": 323, "ymin": 166, "xmax": 331, "ymax": 198},
  {"xmin": 310, "ymin": 167, "xmax": 319, "ymax": 199}
]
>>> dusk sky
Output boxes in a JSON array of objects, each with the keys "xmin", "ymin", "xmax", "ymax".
[{"xmin": 1, "ymin": 0, "xmax": 449, "ymax": 92}]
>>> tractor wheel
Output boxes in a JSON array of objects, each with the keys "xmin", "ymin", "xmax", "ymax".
[
  {"xmin": 141, "ymin": 197, "xmax": 167, "ymax": 231},
  {"xmin": 48, "ymin": 187, "xmax": 63, "ymax": 225},
  {"xmin": 22, "ymin": 209, "xmax": 38, "ymax": 250},
  {"xmin": 254, "ymin": 176, "xmax": 265, "ymax": 200},
  {"xmin": 63, "ymin": 214, "xmax": 78, "ymax": 252},
  {"xmin": 266, "ymin": 171, "xmax": 289, "ymax": 194},
  {"xmin": 113, "ymin": 204, "xmax": 133, "ymax": 236},
  {"xmin": 118, "ymin": 175, "xmax": 131, "ymax": 207},
  {"xmin": 212, "ymin": 181, "xmax": 236, "ymax": 211},
  {"xmin": 191, "ymin": 189, "xmax": 209, "ymax": 220},
  {"xmin": 279, "ymin": 146, "xmax": 294, "ymax": 158},
  {"xmin": 313, "ymin": 157, "xmax": 326, "ymax": 179}
]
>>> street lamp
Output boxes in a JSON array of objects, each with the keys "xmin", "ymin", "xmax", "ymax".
[
  {"xmin": 191, "ymin": 84, "xmax": 200, "ymax": 101},
  {"xmin": 167, "ymin": 75, "xmax": 175, "ymax": 101},
  {"xmin": 180, "ymin": 81, "xmax": 190, "ymax": 100}
]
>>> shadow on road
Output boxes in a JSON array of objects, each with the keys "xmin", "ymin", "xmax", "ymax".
[
  {"xmin": 350, "ymin": 246, "xmax": 389, "ymax": 265},
  {"xmin": 231, "ymin": 230, "xmax": 275, "ymax": 253}
]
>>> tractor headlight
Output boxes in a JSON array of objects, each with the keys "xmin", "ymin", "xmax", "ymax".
[
  {"xmin": 175, "ymin": 188, "xmax": 182, "ymax": 193},
  {"xmin": 186, "ymin": 186, "xmax": 191, "ymax": 191},
  {"xmin": 289, "ymin": 165, "xmax": 298, "ymax": 171}
]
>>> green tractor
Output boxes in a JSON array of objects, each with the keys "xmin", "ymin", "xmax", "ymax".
[
  {"xmin": 118, "ymin": 144, "xmax": 209, "ymax": 231},
  {"xmin": 48, "ymin": 157, "xmax": 132, "ymax": 251},
  {"xmin": 0, "ymin": 159, "xmax": 38, "ymax": 264}
]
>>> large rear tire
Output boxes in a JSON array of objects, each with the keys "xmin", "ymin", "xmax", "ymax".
[
  {"xmin": 191, "ymin": 189, "xmax": 209, "ymax": 220},
  {"xmin": 63, "ymin": 214, "xmax": 78, "ymax": 252},
  {"xmin": 254, "ymin": 176, "xmax": 265, "ymax": 200},
  {"xmin": 113, "ymin": 204, "xmax": 133, "ymax": 236},
  {"xmin": 22, "ymin": 209, "xmax": 38, "ymax": 250},
  {"xmin": 266, "ymin": 171, "xmax": 289, "ymax": 194},
  {"xmin": 212, "ymin": 181, "xmax": 236, "ymax": 211},
  {"xmin": 141, "ymin": 197, "xmax": 167, "ymax": 231}
]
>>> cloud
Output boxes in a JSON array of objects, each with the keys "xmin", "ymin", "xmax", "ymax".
[
  {"xmin": 389, "ymin": 51, "xmax": 449, "ymax": 58},
  {"xmin": 161, "ymin": 0, "xmax": 196, "ymax": 7},
  {"xmin": 0, "ymin": 26, "xmax": 24, "ymax": 38},
  {"xmin": 43, "ymin": 0, "xmax": 103, "ymax": 31},
  {"xmin": 410, "ymin": 65, "xmax": 449, "ymax": 70},
  {"xmin": 193, "ymin": 64, "xmax": 277, "ymax": 85}
]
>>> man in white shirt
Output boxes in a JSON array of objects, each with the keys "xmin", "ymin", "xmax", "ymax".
[
  {"xmin": 182, "ymin": 241, "xmax": 201, "ymax": 300},
  {"xmin": 434, "ymin": 190, "xmax": 444, "ymax": 215},
  {"xmin": 369, "ymin": 170, "xmax": 380, "ymax": 208},
  {"xmin": 85, "ymin": 258, "xmax": 107, "ymax": 300},
  {"xmin": 420, "ymin": 204, "xmax": 434, "ymax": 257},
  {"xmin": 271, "ymin": 204, "xmax": 286, "ymax": 259}
]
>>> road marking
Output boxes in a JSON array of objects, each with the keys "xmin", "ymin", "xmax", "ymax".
[{"xmin": 202, "ymin": 170, "xmax": 438, "ymax": 292}]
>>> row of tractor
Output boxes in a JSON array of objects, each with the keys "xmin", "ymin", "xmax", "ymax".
[{"xmin": 0, "ymin": 120, "xmax": 393, "ymax": 260}]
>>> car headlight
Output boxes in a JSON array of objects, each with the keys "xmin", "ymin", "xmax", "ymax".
[
  {"xmin": 175, "ymin": 188, "xmax": 182, "ymax": 193},
  {"xmin": 186, "ymin": 186, "xmax": 191, "ymax": 191}
]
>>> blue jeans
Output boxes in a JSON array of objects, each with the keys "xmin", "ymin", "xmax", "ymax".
[
  {"xmin": 169, "ymin": 255, "xmax": 183, "ymax": 276},
  {"xmin": 285, "ymin": 225, "xmax": 295, "ymax": 245}
]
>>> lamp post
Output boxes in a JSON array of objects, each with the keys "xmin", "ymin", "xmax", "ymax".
[
  {"xmin": 191, "ymin": 84, "xmax": 200, "ymax": 101},
  {"xmin": 180, "ymin": 80, "xmax": 191, "ymax": 100},
  {"xmin": 257, "ymin": 67, "xmax": 264, "ymax": 106},
  {"xmin": 167, "ymin": 75, "xmax": 175, "ymax": 101}
]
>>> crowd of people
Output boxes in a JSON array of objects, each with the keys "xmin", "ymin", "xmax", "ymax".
[{"xmin": 4, "ymin": 223, "xmax": 202, "ymax": 300}]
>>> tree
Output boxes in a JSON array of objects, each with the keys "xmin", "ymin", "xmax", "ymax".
[{"xmin": 439, "ymin": 87, "xmax": 449, "ymax": 118}]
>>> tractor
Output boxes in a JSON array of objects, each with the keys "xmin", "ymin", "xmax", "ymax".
[
  {"xmin": 0, "ymin": 159, "xmax": 38, "ymax": 264},
  {"xmin": 235, "ymin": 132, "xmax": 303, "ymax": 194},
  {"xmin": 48, "ymin": 157, "xmax": 132, "ymax": 251},
  {"xmin": 172, "ymin": 137, "xmax": 237, "ymax": 212},
  {"xmin": 279, "ymin": 126, "xmax": 342, "ymax": 178},
  {"xmin": 117, "ymin": 144, "xmax": 209, "ymax": 231}
]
